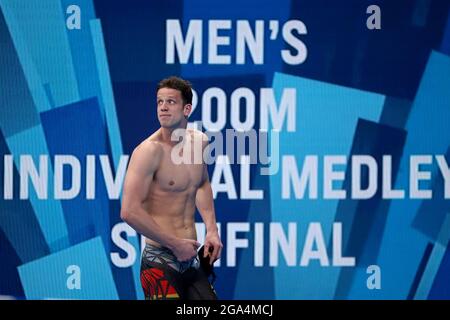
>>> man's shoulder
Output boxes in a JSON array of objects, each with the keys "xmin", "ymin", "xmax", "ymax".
[{"xmin": 133, "ymin": 138, "xmax": 164, "ymax": 159}]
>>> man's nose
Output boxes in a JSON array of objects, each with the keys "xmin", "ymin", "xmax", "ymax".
[{"xmin": 159, "ymin": 102, "xmax": 169, "ymax": 110}]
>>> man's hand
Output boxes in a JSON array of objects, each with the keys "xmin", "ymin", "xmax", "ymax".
[
  {"xmin": 171, "ymin": 238, "xmax": 200, "ymax": 262},
  {"xmin": 203, "ymin": 231, "xmax": 223, "ymax": 265}
]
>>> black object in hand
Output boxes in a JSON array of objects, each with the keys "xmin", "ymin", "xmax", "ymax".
[{"xmin": 198, "ymin": 246, "xmax": 216, "ymax": 284}]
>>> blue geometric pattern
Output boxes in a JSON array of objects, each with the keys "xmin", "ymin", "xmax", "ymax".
[
  {"xmin": 270, "ymin": 72, "xmax": 384, "ymax": 299},
  {"xmin": 374, "ymin": 51, "xmax": 450, "ymax": 299},
  {"xmin": 18, "ymin": 237, "xmax": 119, "ymax": 299}
]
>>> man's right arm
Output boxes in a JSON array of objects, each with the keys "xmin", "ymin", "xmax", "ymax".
[{"xmin": 120, "ymin": 141, "xmax": 199, "ymax": 261}]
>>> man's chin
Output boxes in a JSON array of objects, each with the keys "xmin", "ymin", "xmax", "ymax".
[
  {"xmin": 159, "ymin": 122, "xmax": 177, "ymax": 129},
  {"xmin": 159, "ymin": 119, "xmax": 184, "ymax": 129}
]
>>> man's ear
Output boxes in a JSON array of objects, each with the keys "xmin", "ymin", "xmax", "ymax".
[{"xmin": 184, "ymin": 104, "xmax": 192, "ymax": 118}]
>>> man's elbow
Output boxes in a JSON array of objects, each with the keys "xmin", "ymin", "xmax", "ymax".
[{"xmin": 120, "ymin": 206, "xmax": 135, "ymax": 224}]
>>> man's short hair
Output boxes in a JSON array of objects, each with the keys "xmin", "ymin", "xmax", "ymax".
[{"xmin": 157, "ymin": 76, "xmax": 193, "ymax": 105}]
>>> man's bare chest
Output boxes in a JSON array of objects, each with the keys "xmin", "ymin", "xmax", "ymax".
[{"xmin": 153, "ymin": 160, "xmax": 203, "ymax": 192}]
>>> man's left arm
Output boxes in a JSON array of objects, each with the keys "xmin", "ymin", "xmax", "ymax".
[{"xmin": 196, "ymin": 160, "xmax": 223, "ymax": 265}]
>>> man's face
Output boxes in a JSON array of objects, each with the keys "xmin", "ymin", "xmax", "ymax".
[{"xmin": 156, "ymin": 88, "xmax": 191, "ymax": 128}]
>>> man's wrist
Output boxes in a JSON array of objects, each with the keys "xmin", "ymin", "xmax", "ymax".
[{"xmin": 206, "ymin": 225, "xmax": 219, "ymax": 234}]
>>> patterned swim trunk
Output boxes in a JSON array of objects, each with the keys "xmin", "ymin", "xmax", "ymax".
[{"xmin": 140, "ymin": 243, "xmax": 216, "ymax": 300}]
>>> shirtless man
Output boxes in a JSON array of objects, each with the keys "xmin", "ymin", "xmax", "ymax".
[{"xmin": 120, "ymin": 76, "xmax": 222, "ymax": 300}]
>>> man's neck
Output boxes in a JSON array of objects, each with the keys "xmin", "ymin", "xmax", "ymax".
[{"xmin": 159, "ymin": 125, "xmax": 187, "ymax": 146}]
